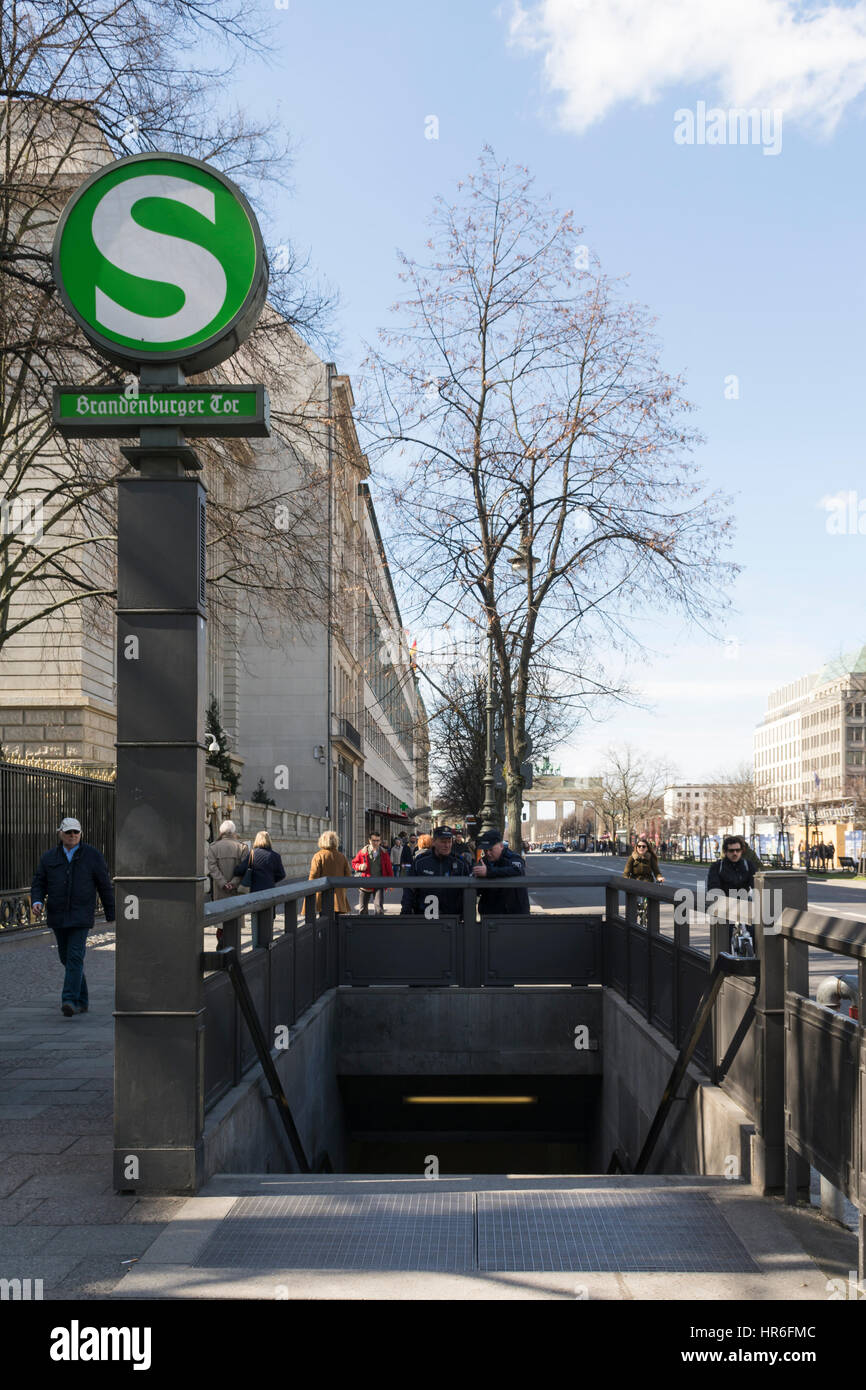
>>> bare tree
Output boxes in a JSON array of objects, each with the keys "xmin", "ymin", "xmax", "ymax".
[
  {"xmin": 427, "ymin": 658, "xmax": 574, "ymax": 824},
  {"xmin": 362, "ymin": 149, "xmax": 736, "ymax": 847},
  {"xmin": 599, "ymin": 745, "xmax": 672, "ymax": 844},
  {"xmin": 706, "ymin": 763, "xmax": 759, "ymax": 828},
  {"xmin": 0, "ymin": 0, "xmax": 336, "ymax": 659}
]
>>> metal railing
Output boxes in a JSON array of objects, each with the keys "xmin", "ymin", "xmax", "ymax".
[
  {"xmin": 199, "ymin": 872, "xmax": 746, "ymax": 1118},
  {"xmin": 603, "ymin": 876, "xmax": 718, "ymax": 1069},
  {"xmin": 200, "ymin": 866, "xmax": 866, "ymax": 1275},
  {"xmin": 780, "ymin": 905, "xmax": 865, "ymax": 1279},
  {"xmin": 335, "ymin": 717, "xmax": 362, "ymax": 751},
  {"xmin": 200, "ymin": 873, "xmax": 607, "ymax": 1112}
]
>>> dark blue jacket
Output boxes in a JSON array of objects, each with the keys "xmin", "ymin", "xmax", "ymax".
[
  {"xmin": 235, "ymin": 846, "xmax": 286, "ymax": 893},
  {"xmin": 477, "ymin": 847, "xmax": 530, "ymax": 915},
  {"xmin": 401, "ymin": 849, "xmax": 469, "ymax": 917},
  {"xmin": 31, "ymin": 843, "xmax": 115, "ymax": 930}
]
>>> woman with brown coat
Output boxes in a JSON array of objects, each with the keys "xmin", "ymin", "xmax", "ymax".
[
  {"xmin": 623, "ymin": 838, "xmax": 664, "ymax": 883},
  {"xmin": 309, "ymin": 830, "xmax": 352, "ymax": 913}
]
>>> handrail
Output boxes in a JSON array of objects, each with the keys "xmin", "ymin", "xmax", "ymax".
[
  {"xmin": 779, "ymin": 907, "xmax": 866, "ymax": 961},
  {"xmin": 630, "ymin": 952, "xmax": 760, "ymax": 1175},
  {"xmin": 204, "ymin": 877, "xmax": 330, "ymax": 925},
  {"xmin": 201, "ymin": 944, "xmax": 312, "ymax": 1173}
]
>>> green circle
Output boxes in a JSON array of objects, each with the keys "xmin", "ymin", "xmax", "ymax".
[{"xmin": 54, "ymin": 154, "xmax": 265, "ymax": 366}]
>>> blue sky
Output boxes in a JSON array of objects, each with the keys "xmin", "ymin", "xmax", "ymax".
[{"xmin": 233, "ymin": 0, "xmax": 866, "ymax": 780}]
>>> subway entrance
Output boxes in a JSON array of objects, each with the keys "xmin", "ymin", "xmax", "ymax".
[{"xmin": 340, "ymin": 1074, "xmax": 601, "ymax": 1175}]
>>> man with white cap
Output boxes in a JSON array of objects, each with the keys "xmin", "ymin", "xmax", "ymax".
[{"xmin": 31, "ymin": 817, "xmax": 115, "ymax": 1017}]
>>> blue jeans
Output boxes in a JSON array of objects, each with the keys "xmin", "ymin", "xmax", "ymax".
[{"xmin": 52, "ymin": 926, "xmax": 89, "ymax": 1008}]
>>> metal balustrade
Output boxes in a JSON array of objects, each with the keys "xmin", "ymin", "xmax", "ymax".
[
  {"xmin": 199, "ymin": 869, "xmax": 866, "ymax": 1274},
  {"xmin": 780, "ymin": 906, "xmax": 866, "ymax": 1279},
  {"xmin": 200, "ymin": 873, "xmax": 730, "ymax": 1115}
]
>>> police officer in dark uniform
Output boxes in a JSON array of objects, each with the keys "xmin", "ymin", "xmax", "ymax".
[
  {"xmin": 473, "ymin": 828, "xmax": 530, "ymax": 914},
  {"xmin": 401, "ymin": 825, "xmax": 468, "ymax": 917}
]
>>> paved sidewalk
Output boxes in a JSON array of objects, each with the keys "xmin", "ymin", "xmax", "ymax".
[{"xmin": 0, "ymin": 929, "xmax": 184, "ymax": 1299}]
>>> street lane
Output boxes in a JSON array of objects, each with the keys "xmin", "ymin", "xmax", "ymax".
[{"xmin": 525, "ymin": 851, "xmax": 861, "ymax": 996}]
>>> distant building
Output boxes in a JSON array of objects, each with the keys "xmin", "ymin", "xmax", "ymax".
[
  {"xmin": 754, "ymin": 647, "xmax": 866, "ymax": 856},
  {"xmin": 663, "ymin": 784, "xmax": 724, "ymax": 824}
]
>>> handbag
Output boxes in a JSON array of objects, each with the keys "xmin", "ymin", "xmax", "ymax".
[{"xmin": 239, "ymin": 844, "xmax": 254, "ymax": 891}]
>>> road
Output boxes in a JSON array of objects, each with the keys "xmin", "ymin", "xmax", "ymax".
[{"xmin": 525, "ymin": 851, "xmax": 862, "ymax": 995}]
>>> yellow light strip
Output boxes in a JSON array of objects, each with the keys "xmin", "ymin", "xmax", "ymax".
[{"xmin": 402, "ymin": 1096, "xmax": 537, "ymax": 1105}]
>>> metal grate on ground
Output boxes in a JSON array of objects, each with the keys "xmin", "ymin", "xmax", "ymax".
[
  {"xmin": 193, "ymin": 1188, "xmax": 758, "ymax": 1274},
  {"xmin": 476, "ymin": 1190, "xmax": 758, "ymax": 1273},
  {"xmin": 194, "ymin": 1193, "xmax": 475, "ymax": 1272}
]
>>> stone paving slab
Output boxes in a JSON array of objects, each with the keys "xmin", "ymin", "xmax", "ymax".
[{"xmin": 0, "ymin": 931, "xmax": 180, "ymax": 1297}]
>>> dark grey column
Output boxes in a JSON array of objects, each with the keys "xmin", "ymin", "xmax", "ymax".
[
  {"xmin": 750, "ymin": 870, "xmax": 808, "ymax": 1194},
  {"xmin": 113, "ymin": 371, "xmax": 207, "ymax": 1194}
]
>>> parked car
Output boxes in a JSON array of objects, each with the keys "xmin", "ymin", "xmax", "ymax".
[{"xmin": 552, "ymin": 842, "xmax": 566, "ymax": 854}]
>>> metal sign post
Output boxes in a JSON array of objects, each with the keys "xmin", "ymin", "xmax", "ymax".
[{"xmin": 53, "ymin": 152, "xmax": 270, "ymax": 1193}]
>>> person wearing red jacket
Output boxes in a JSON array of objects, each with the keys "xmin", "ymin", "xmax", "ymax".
[{"xmin": 351, "ymin": 831, "xmax": 393, "ymax": 914}]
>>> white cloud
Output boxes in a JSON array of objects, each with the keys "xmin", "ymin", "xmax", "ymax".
[{"xmin": 508, "ymin": 0, "xmax": 866, "ymax": 136}]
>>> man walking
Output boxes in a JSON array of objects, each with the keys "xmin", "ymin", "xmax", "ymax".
[
  {"xmin": 473, "ymin": 828, "xmax": 530, "ymax": 914},
  {"xmin": 207, "ymin": 819, "xmax": 247, "ymax": 899},
  {"xmin": 399, "ymin": 834, "xmax": 418, "ymax": 875},
  {"xmin": 352, "ymin": 831, "xmax": 393, "ymax": 914},
  {"xmin": 31, "ymin": 817, "xmax": 115, "ymax": 1017}
]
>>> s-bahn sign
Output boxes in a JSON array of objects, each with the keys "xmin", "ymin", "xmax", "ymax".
[
  {"xmin": 52, "ymin": 385, "xmax": 270, "ymax": 438},
  {"xmin": 52, "ymin": 153, "xmax": 268, "ymax": 373}
]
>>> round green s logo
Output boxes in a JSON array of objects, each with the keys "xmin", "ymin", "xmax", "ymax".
[{"xmin": 53, "ymin": 153, "xmax": 268, "ymax": 371}]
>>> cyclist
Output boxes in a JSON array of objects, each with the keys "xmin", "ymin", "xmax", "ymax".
[{"xmin": 623, "ymin": 838, "xmax": 664, "ymax": 885}]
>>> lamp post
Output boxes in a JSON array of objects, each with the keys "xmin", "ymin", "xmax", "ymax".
[{"xmin": 479, "ymin": 624, "xmax": 498, "ymax": 834}]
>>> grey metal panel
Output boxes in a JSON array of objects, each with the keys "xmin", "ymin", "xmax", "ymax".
[
  {"xmin": 339, "ymin": 916, "xmax": 459, "ymax": 985},
  {"xmin": 314, "ymin": 920, "xmax": 329, "ymax": 997},
  {"xmin": 203, "ymin": 971, "xmax": 235, "ymax": 1110},
  {"xmin": 117, "ymin": 477, "xmax": 206, "ymax": 614},
  {"xmin": 116, "ymin": 745, "xmax": 204, "ymax": 878},
  {"xmin": 239, "ymin": 952, "xmax": 269, "ymax": 1075},
  {"xmin": 476, "ymin": 1190, "xmax": 758, "ymax": 1273},
  {"xmin": 785, "ymin": 993, "xmax": 858, "ymax": 1197},
  {"xmin": 481, "ymin": 914, "xmax": 602, "ymax": 985},
  {"xmin": 116, "ymin": 612, "xmax": 204, "ymax": 743},
  {"xmin": 194, "ymin": 1193, "xmax": 475, "ymax": 1271},
  {"xmin": 648, "ymin": 934, "xmax": 674, "ymax": 1040},
  {"xmin": 113, "ymin": 1012, "xmax": 204, "ymax": 1148},
  {"xmin": 115, "ymin": 882, "xmax": 203, "ymax": 1013},
  {"xmin": 268, "ymin": 933, "xmax": 294, "ymax": 1036},
  {"xmin": 677, "ymin": 948, "xmax": 712, "ymax": 1068},
  {"xmin": 607, "ymin": 918, "xmax": 627, "ymax": 994},
  {"xmin": 716, "ymin": 976, "xmax": 756, "ymax": 1116},
  {"xmin": 294, "ymin": 925, "xmax": 315, "ymax": 1015},
  {"xmin": 628, "ymin": 926, "xmax": 648, "ymax": 1016}
]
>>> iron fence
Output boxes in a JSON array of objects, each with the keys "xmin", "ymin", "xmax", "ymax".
[
  {"xmin": 0, "ymin": 761, "xmax": 115, "ymax": 930},
  {"xmin": 780, "ymin": 906, "xmax": 865, "ymax": 1257}
]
